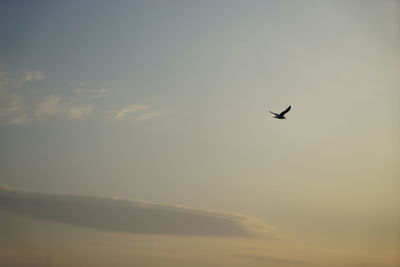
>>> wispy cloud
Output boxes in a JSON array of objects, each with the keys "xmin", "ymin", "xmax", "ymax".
[
  {"xmin": 1, "ymin": 68, "xmax": 46, "ymax": 91},
  {"xmin": 0, "ymin": 94, "xmax": 23, "ymax": 114},
  {"xmin": 74, "ymin": 88, "xmax": 112, "ymax": 95},
  {"xmin": 34, "ymin": 95, "xmax": 61, "ymax": 116},
  {"xmin": 21, "ymin": 71, "xmax": 45, "ymax": 82},
  {"xmin": 113, "ymin": 105, "xmax": 150, "ymax": 120},
  {"xmin": 65, "ymin": 105, "xmax": 92, "ymax": 119},
  {"xmin": 73, "ymin": 81, "xmax": 114, "ymax": 98},
  {"xmin": 34, "ymin": 95, "xmax": 92, "ymax": 120},
  {"xmin": 0, "ymin": 93, "xmax": 25, "ymax": 124},
  {"xmin": 0, "ymin": 185, "xmax": 282, "ymax": 239},
  {"xmin": 0, "ymin": 69, "xmax": 162, "ymax": 124},
  {"xmin": 112, "ymin": 104, "xmax": 165, "ymax": 122},
  {"xmin": 0, "ymin": 68, "xmax": 45, "ymax": 123},
  {"xmin": 0, "ymin": 68, "xmax": 12, "ymax": 93},
  {"xmin": 8, "ymin": 114, "xmax": 28, "ymax": 124}
]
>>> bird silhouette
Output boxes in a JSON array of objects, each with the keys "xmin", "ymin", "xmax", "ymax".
[{"xmin": 269, "ymin": 106, "xmax": 291, "ymax": 119}]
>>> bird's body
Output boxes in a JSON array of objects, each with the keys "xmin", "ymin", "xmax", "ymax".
[{"xmin": 269, "ymin": 106, "xmax": 291, "ymax": 119}]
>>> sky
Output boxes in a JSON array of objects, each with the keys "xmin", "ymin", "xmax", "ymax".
[{"xmin": 0, "ymin": 1, "xmax": 399, "ymax": 266}]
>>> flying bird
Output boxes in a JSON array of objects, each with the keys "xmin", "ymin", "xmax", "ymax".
[{"xmin": 269, "ymin": 105, "xmax": 291, "ymax": 119}]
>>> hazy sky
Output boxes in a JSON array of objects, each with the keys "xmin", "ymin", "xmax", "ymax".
[{"xmin": 0, "ymin": 1, "xmax": 399, "ymax": 266}]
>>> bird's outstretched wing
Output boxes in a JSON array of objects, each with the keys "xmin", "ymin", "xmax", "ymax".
[
  {"xmin": 279, "ymin": 105, "xmax": 291, "ymax": 116},
  {"xmin": 269, "ymin": 111, "xmax": 279, "ymax": 116}
]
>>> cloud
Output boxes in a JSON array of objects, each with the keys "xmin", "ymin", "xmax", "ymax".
[
  {"xmin": 0, "ymin": 69, "xmax": 163, "ymax": 124},
  {"xmin": 113, "ymin": 105, "xmax": 150, "ymax": 120},
  {"xmin": 73, "ymin": 87, "xmax": 112, "ymax": 95},
  {"xmin": 21, "ymin": 71, "xmax": 45, "ymax": 82},
  {"xmin": 72, "ymin": 82, "xmax": 114, "ymax": 99},
  {"xmin": 0, "ymin": 185, "xmax": 281, "ymax": 239},
  {"xmin": 0, "ymin": 68, "xmax": 48, "ymax": 124},
  {"xmin": 1, "ymin": 68, "xmax": 45, "ymax": 92},
  {"xmin": 0, "ymin": 69, "xmax": 25, "ymax": 120},
  {"xmin": 8, "ymin": 114, "xmax": 28, "ymax": 124},
  {"xmin": 71, "ymin": 80, "xmax": 126, "ymax": 99},
  {"xmin": 0, "ymin": 94, "xmax": 23, "ymax": 114},
  {"xmin": 0, "ymin": 68, "xmax": 12, "ymax": 93},
  {"xmin": 134, "ymin": 111, "xmax": 164, "ymax": 122},
  {"xmin": 34, "ymin": 95, "xmax": 61, "ymax": 116},
  {"xmin": 0, "ymin": 93, "xmax": 91, "ymax": 124},
  {"xmin": 65, "ymin": 105, "xmax": 92, "ymax": 119},
  {"xmin": 112, "ymin": 105, "xmax": 165, "ymax": 122},
  {"xmin": 34, "ymin": 95, "xmax": 92, "ymax": 120},
  {"xmin": 0, "ymin": 93, "xmax": 25, "ymax": 123},
  {"xmin": 236, "ymin": 254, "xmax": 309, "ymax": 265}
]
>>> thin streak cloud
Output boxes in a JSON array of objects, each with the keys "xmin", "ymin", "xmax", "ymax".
[
  {"xmin": 72, "ymin": 83, "xmax": 114, "ymax": 98},
  {"xmin": 113, "ymin": 105, "xmax": 150, "ymax": 120},
  {"xmin": 0, "ymin": 185, "xmax": 282, "ymax": 239}
]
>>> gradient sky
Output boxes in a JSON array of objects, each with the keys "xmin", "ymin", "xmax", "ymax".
[{"xmin": 0, "ymin": 1, "xmax": 399, "ymax": 266}]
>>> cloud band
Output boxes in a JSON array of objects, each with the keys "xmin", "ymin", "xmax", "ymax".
[{"xmin": 0, "ymin": 186, "xmax": 279, "ymax": 238}]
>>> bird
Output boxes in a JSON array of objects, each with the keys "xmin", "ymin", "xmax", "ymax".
[{"xmin": 269, "ymin": 105, "xmax": 291, "ymax": 119}]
